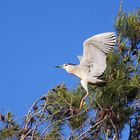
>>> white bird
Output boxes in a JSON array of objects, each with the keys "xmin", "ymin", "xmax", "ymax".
[{"xmin": 56, "ymin": 32, "xmax": 116, "ymax": 108}]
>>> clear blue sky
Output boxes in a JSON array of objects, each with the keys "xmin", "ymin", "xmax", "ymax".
[{"xmin": 0, "ymin": 0, "xmax": 139, "ymax": 132}]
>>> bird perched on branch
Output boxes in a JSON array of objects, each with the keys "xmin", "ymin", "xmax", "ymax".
[{"xmin": 56, "ymin": 32, "xmax": 116, "ymax": 108}]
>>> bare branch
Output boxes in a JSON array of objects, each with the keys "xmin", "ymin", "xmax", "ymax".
[{"xmin": 75, "ymin": 115, "xmax": 107, "ymax": 140}]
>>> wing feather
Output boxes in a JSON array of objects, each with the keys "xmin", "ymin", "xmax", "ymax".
[{"xmin": 80, "ymin": 32, "xmax": 116, "ymax": 76}]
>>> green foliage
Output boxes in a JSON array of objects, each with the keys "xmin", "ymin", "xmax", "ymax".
[
  {"xmin": 115, "ymin": 8, "xmax": 140, "ymax": 45},
  {"xmin": 0, "ymin": 112, "xmax": 20, "ymax": 140}
]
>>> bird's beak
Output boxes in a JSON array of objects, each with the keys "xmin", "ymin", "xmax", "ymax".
[{"xmin": 55, "ymin": 65, "xmax": 63, "ymax": 68}]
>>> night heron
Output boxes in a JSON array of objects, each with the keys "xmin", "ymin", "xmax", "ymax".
[{"xmin": 56, "ymin": 32, "xmax": 116, "ymax": 108}]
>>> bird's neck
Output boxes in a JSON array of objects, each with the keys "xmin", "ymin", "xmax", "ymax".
[{"xmin": 65, "ymin": 65, "xmax": 77, "ymax": 74}]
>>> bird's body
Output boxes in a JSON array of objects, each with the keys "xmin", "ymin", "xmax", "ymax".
[
  {"xmin": 64, "ymin": 64, "xmax": 101, "ymax": 84},
  {"xmin": 56, "ymin": 32, "xmax": 116, "ymax": 108}
]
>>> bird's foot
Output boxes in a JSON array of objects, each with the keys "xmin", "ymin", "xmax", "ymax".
[
  {"xmin": 79, "ymin": 100, "xmax": 84, "ymax": 109},
  {"xmin": 79, "ymin": 92, "xmax": 89, "ymax": 109}
]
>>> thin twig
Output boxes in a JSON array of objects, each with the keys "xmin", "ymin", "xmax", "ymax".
[
  {"xmin": 105, "ymin": 129, "xmax": 110, "ymax": 140},
  {"xmin": 82, "ymin": 128, "xmax": 99, "ymax": 140},
  {"xmin": 75, "ymin": 115, "xmax": 107, "ymax": 140},
  {"xmin": 58, "ymin": 94, "xmax": 74, "ymax": 115},
  {"xmin": 68, "ymin": 118, "xmax": 90, "ymax": 140},
  {"xmin": 40, "ymin": 107, "xmax": 90, "ymax": 138},
  {"xmin": 19, "ymin": 128, "xmax": 34, "ymax": 140},
  {"xmin": 31, "ymin": 102, "xmax": 47, "ymax": 139},
  {"xmin": 110, "ymin": 118, "xmax": 119, "ymax": 140},
  {"xmin": 13, "ymin": 115, "xmax": 26, "ymax": 123},
  {"xmin": 27, "ymin": 96, "xmax": 44, "ymax": 116}
]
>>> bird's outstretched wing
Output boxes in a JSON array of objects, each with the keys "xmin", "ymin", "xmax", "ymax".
[{"xmin": 80, "ymin": 32, "xmax": 116, "ymax": 77}]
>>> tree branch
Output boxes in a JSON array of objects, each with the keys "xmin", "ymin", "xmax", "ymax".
[{"xmin": 75, "ymin": 115, "xmax": 107, "ymax": 140}]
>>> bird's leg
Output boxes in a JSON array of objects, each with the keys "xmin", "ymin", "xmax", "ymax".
[
  {"xmin": 80, "ymin": 91, "xmax": 89, "ymax": 109},
  {"xmin": 80, "ymin": 80, "xmax": 89, "ymax": 109}
]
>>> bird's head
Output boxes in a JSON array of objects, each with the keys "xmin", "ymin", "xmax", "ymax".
[{"xmin": 55, "ymin": 63, "xmax": 76, "ymax": 73}]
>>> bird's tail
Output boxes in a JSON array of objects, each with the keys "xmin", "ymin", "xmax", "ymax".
[
  {"xmin": 88, "ymin": 78, "xmax": 107, "ymax": 87},
  {"xmin": 96, "ymin": 78, "xmax": 107, "ymax": 86}
]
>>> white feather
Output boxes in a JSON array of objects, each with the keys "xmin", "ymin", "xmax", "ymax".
[{"xmin": 80, "ymin": 32, "xmax": 116, "ymax": 76}]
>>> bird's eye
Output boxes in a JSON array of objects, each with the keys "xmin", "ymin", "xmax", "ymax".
[{"xmin": 65, "ymin": 64, "xmax": 68, "ymax": 66}]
